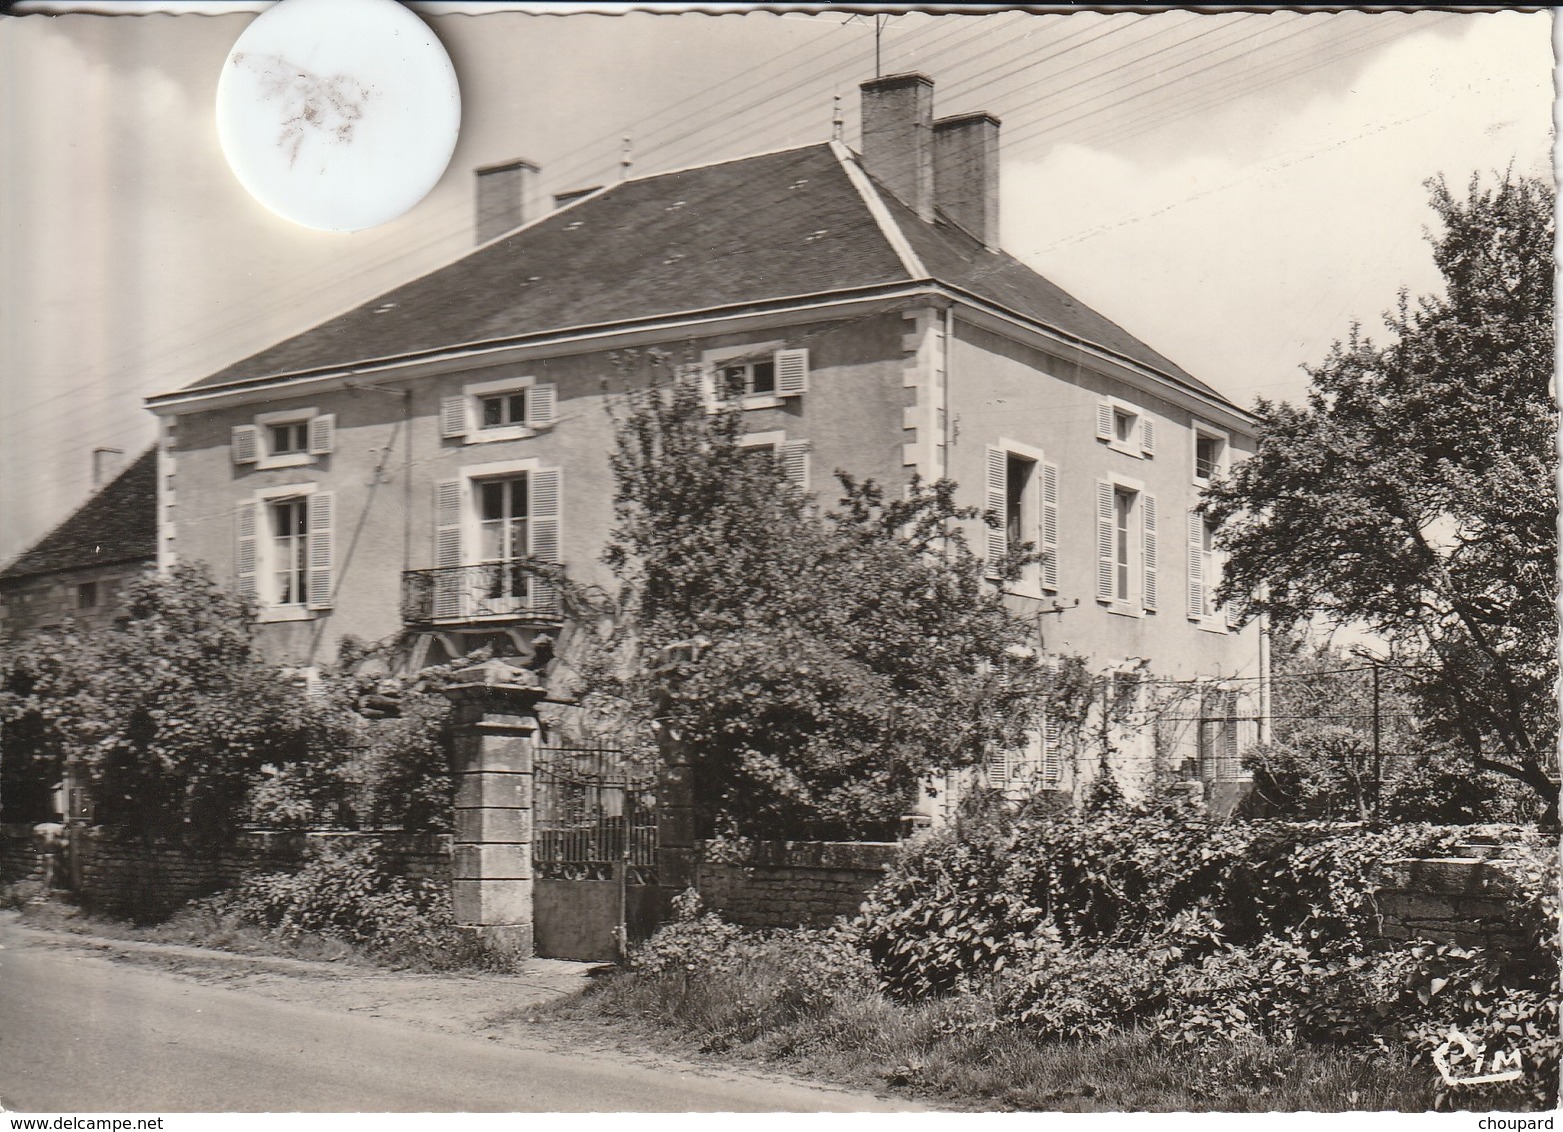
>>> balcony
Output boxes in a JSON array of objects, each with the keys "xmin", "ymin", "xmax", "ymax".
[{"xmin": 401, "ymin": 562, "xmax": 561, "ymax": 625}]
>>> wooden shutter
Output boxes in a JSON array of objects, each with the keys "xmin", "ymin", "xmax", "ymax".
[
  {"xmin": 306, "ymin": 491, "xmax": 334, "ymax": 609},
  {"xmin": 1140, "ymin": 417, "xmax": 1156, "ymax": 457},
  {"xmin": 231, "ymin": 425, "xmax": 259, "ymax": 465},
  {"xmin": 1187, "ymin": 509, "xmax": 1205, "ymax": 620},
  {"xmin": 985, "ymin": 447, "xmax": 1007, "ymax": 576},
  {"xmin": 1096, "ymin": 480, "xmax": 1115, "ymax": 601},
  {"xmin": 775, "ymin": 349, "xmax": 809, "ymax": 396},
  {"xmin": 307, "ymin": 414, "xmax": 335, "ymax": 455},
  {"xmin": 529, "ymin": 468, "xmax": 561, "ymax": 615},
  {"xmin": 1095, "ymin": 400, "xmax": 1114, "ymax": 442},
  {"xmin": 527, "ymin": 383, "xmax": 557, "ymax": 428},
  {"xmin": 433, "ymin": 480, "xmax": 463, "ymax": 620},
  {"xmin": 1042, "ymin": 714, "xmax": 1062, "ymax": 783},
  {"xmin": 1041, "ymin": 462, "xmax": 1060, "ymax": 592},
  {"xmin": 676, "ymin": 362, "xmax": 712, "ymax": 404},
  {"xmin": 1142, "ymin": 493, "xmax": 1159, "ymax": 612},
  {"xmin": 440, "ymin": 395, "xmax": 468, "ymax": 439},
  {"xmin": 781, "ymin": 440, "xmax": 811, "ymax": 491},
  {"xmin": 1219, "ymin": 691, "xmax": 1244, "ymax": 778},
  {"xmin": 234, "ymin": 501, "xmax": 257, "ymax": 603},
  {"xmin": 985, "ymin": 744, "xmax": 1010, "ymax": 789}
]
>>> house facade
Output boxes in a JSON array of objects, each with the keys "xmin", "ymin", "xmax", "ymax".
[
  {"xmin": 0, "ymin": 448, "xmax": 158, "ymax": 639},
  {"xmin": 145, "ymin": 74, "xmax": 1264, "ymax": 807}
]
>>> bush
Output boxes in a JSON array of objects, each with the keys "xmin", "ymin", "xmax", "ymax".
[{"xmin": 213, "ymin": 840, "xmax": 468, "ymax": 965}]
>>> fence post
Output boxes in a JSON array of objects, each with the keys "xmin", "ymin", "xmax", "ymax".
[{"xmin": 443, "ymin": 658, "xmax": 547, "ymax": 958}]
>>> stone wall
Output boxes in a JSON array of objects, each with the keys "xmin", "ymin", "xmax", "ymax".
[
  {"xmin": 0, "ymin": 825, "xmax": 450, "ymax": 920},
  {"xmin": 1376, "ymin": 840, "xmax": 1540, "ymax": 953},
  {"xmin": 695, "ymin": 840, "xmax": 898, "ymax": 929}
]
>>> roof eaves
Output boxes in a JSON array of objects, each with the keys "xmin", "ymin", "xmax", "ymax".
[
  {"xmin": 933, "ymin": 282, "xmax": 1255, "ymax": 427},
  {"xmin": 145, "ymin": 280, "xmax": 938, "ymax": 409}
]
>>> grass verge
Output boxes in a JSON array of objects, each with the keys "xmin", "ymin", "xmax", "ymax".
[{"xmin": 520, "ymin": 968, "xmax": 1434, "ymax": 1112}]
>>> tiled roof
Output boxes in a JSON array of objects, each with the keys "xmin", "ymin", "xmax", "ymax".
[
  {"xmin": 172, "ymin": 141, "xmax": 1239, "ymax": 413},
  {"xmin": 875, "ymin": 185, "xmax": 1227, "ymax": 402},
  {"xmin": 186, "ymin": 145, "xmax": 909, "ymax": 390},
  {"xmin": 0, "ymin": 449, "xmax": 158, "ymax": 582}
]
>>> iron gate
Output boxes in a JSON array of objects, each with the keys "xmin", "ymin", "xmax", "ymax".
[{"xmin": 532, "ymin": 741, "xmax": 663, "ymax": 960}]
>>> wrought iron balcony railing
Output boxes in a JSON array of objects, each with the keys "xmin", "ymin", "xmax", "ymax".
[{"xmin": 401, "ymin": 562, "xmax": 561, "ymax": 625}]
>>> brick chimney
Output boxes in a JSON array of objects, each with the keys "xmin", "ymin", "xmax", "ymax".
[
  {"xmin": 859, "ymin": 72, "xmax": 934, "ymax": 222},
  {"xmin": 474, "ymin": 158, "xmax": 539, "ymax": 245},
  {"xmin": 934, "ymin": 111, "xmax": 1001, "ymax": 250},
  {"xmin": 91, "ymin": 447, "xmax": 124, "ymax": 489}
]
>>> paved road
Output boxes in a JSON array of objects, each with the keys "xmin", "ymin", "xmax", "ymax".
[{"xmin": 0, "ymin": 932, "xmax": 914, "ymax": 1113}]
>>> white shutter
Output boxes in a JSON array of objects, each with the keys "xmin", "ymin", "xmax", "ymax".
[
  {"xmin": 781, "ymin": 440, "xmax": 811, "ymax": 492},
  {"xmin": 985, "ymin": 447, "xmax": 1007, "ymax": 576},
  {"xmin": 306, "ymin": 491, "xmax": 334, "ymax": 609},
  {"xmin": 231, "ymin": 425, "xmax": 259, "ymax": 465},
  {"xmin": 1096, "ymin": 480, "xmax": 1114, "ymax": 601},
  {"xmin": 1041, "ymin": 462, "xmax": 1059, "ymax": 592},
  {"xmin": 1142, "ymin": 493, "xmax": 1159, "ymax": 612},
  {"xmin": 307, "ymin": 414, "xmax": 335, "ymax": 455},
  {"xmin": 1095, "ymin": 401, "xmax": 1114, "ymax": 442},
  {"xmin": 434, "ymin": 480, "xmax": 463, "ymax": 620},
  {"xmin": 440, "ymin": 395, "xmax": 468, "ymax": 439},
  {"xmin": 1043, "ymin": 714, "xmax": 1063, "ymax": 783},
  {"xmin": 527, "ymin": 383, "xmax": 557, "ymax": 428},
  {"xmin": 775, "ymin": 349, "xmax": 809, "ymax": 397},
  {"xmin": 1140, "ymin": 417, "xmax": 1156, "ymax": 457},
  {"xmin": 985, "ymin": 744, "xmax": 1010, "ymax": 789},
  {"xmin": 235, "ymin": 501, "xmax": 258, "ymax": 603},
  {"xmin": 1220, "ymin": 690, "xmax": 1241, "ymax": 777},
  {"xmin": 529, "ymin": 468, "xmax": 561, "ymax": 615},
  {"xmin": 1187, "ymin": 509, "xmax": 1205, "ymax": 620}
]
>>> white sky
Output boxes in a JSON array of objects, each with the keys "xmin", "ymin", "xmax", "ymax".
[{"xmin": 0, "ymin": 5, "xmax": 1554, "ymax": 566}]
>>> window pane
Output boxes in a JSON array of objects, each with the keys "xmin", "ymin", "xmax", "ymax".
[
  {"xmin": 508, "ymin": 393, "xmax": 527, "ymax": 424},
  {"xmin": 1114, "ymin": 490, "xmax": 1131, "ymax": 599},
  {"xmin": 1114, "ymin": 411, "xmax": 1134, "ymax": 443},
  {"xmin": 482, "ymin": 397, "xmax": 502, "ymax": 427},
  {"xmin": 721, "ymin": 365, "xmax": 746, "ymax": 398},
  {"xmin": 751, "ymin": 360, "xmax": 776, "ymax": 394},
  {"xmin": 480, "ymin": 481, "xmax": 504, "ymax": 521}
]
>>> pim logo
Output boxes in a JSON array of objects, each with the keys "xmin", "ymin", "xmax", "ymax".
[{"xmin": 1433, "ymin": 1027, "xmax": 1524, "ymax": 1087}]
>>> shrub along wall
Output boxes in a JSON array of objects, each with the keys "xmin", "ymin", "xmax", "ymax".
[
  {"xmin": 0, "ymin": 825, "xmax": 450, "ymax": 920},
  {"xmin": 695, "ymin": 840, "xmax": 898, "ymax": 928}
]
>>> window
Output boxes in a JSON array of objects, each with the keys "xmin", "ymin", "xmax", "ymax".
[
  {"xmin": 719, "ymin": 358, "xmax": 776, "ymax": 398},
  {"xmin": 1096, "ymin": 397, "xmax": 1155, "ymax": 458},
  {"xmin": 696, "ymin": 347, "xmax": 809, "ymax": 407},
  {"xmin": 76, "ymin": 582, "xmax": 98, "ymax": 609},
  {"xmin": 478, "ymin": 476, "xmax": 529, "ymax": 603},
  {"xmin": 1006, "ymin": 453, "xmax": 1035, "ymax": 553},
  {"xmin": 232, "ymin": 409, "xmax": 333, "ymax": 469},
  {"xmin": 1192, "ymin": 422, "xmax": 1230, "ymax": 485},
  {"xmin": 481, "ymin": 391, "xmax": 530, "ymax": 429},
  {"xmin": 271, "ymin": 498, "xmax": 309, "ymax": 606},
  {"xmin": 236, "ymin": 488, "xmax": 333, "ymax": 617},
  {"xmin": 441, "ymin": 376, "xmax": 556, "ymax": 444},
  {"xmin": 1200, "ymin": 689, "xmax": 1244, "ymax": 780},
  {"xmin": 1097, "ymin": 478, "xmax": 1157, "ymax": 612},
  {"xmin": 985, "ymin": 442, "xmax": 1055, "ymax": 590},
  {"xmin": 430, "ymin": 463, "xmax": 562, "ymax": 621},
  {"xmin": 1187, "ymin": 510, "xmax": 1225, "ymax": 628},
  {"xmin": 738, "ymin": 431, "xmax": 811, "ymax": 491},
  {"xmin": 1112, "ymin": 488, "xmax": 1132, "ymax": 601},
  {"xmin": 270, "ymin": 422, "xmax": 309, "ymax": 455}
]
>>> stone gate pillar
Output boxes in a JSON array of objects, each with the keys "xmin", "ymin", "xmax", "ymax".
[{"xmin": 443, "ymin": 658, "xmax": 547, "ymax": 957}]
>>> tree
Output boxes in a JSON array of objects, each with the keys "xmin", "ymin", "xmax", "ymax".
[
  {"xmin": 595, "ymin": 363, "xmax": 1048, "ymax": 839},
  {"xmin": 1204, "ymin": 172, "xmax": 1557, "ymax": 817}
]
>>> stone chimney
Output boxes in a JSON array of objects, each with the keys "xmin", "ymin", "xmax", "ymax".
[
  {"xmin": 934, "ymin": 111, "xmax": 1001, "ymax": 249},
  {"xmin": 859, "ymin": 72, "xmax": 934, "ymax": 222},
  {"xmin": 91, "ymin": 447, "xmax": 124, "ymax": 489},
  {"xmin": 474, "ymin": 158, "xmax": 539, "ymax": 245}
]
